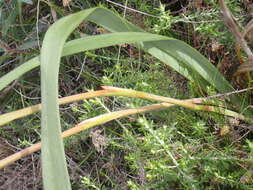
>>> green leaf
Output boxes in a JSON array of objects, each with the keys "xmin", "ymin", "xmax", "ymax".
[
  {"xmin": 1, "ymin": 8, "xmax": 234, "ymax": 95},
  {"xmin": 40, "ymin": 9, "xmax": 169, "ymax": 190},
  {"xmin": 0, "ymin": 32, "xmax": 167, "ymax": 92},
  {"xmin": 0, "ymin": 7, "xmax": 241, "ymax": 189},
  {"xmin": 86, "ymin": 8, "xmax": 234, "ymax": 93}
]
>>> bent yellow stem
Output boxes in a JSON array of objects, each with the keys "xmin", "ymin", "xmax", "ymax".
[
  {"xmin": 0, "ymin": 86, "xmax": 248, "ymax": 127},
  {"xmin": 0, "ymin": 86, "xmax": 249, "ymax": 169},
  {"xmin": 0, "ymin": 103, "xmax": 171, "ymax": 169}
]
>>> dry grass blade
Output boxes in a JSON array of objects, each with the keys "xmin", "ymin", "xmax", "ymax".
[
  {"xmin": 101, "ymin": 86, "xmax": 248, "ymax": 121},
  {"xmin": 0, "ymin": 90, "xmax": 112, "ymax": 127},
  {"xmin": 0, "ymin": 86, "xmax": 248, "ymax": 128},
  {"xmin": 0, "ymin": 103, "xmax": 172, "ymax": 169}
]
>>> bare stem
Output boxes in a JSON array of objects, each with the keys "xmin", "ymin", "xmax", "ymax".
[
  {"xmin": 0, "ymin": 103, "xmax": 172, "ymax": 169},
  {"xmin": 219, "ymin": 0, "xmax": 253, "ymax": 64},
  {"xmin": 0, "ymin": 86, "xmax": 249, "ymax": 127},
  {"xmin": 0, "ymin": 86, "xmax": 251, "ymax": 168}
]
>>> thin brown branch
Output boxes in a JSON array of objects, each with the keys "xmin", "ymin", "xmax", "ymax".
[
  {"xmin": 0, "ymin": 80, "xmax": 18, "ymax": 99},
  {"xmin": 243, "ymin": 19, "xmax": 253, "ymax": 38},
  {"xmin": 105, "ymin": 0, "xmax": 160, "ymax": 18},
  {"xmin": 192, "ymin": 87, "xmax": 253, "ymax": 101},
  {"xmin": 219, "ymin": 0, "xmax": 253, "ymax": 64}
]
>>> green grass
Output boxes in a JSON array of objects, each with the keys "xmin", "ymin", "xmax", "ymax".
[
  {"xmin": 0, "ymin": 0, "xmax": 253, "ymax": 189},
  {"xmin": 60, "ymin": 56, "xmax": 252, "ymax": 189}
]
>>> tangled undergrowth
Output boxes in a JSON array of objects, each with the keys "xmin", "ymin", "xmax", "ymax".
[{"xmin": 1, "ymin": 0, "xmax": 253, "ymax": 189}]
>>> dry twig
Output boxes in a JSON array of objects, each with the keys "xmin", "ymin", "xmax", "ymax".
[{"xmin": 219, "ymin": 0, "xmax": 253, "ymax": 65}]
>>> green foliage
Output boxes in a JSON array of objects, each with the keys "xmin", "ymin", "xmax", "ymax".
[
  {"xmin": 0, "ymin": 1, "xmax": 252, "ymax": 190},
  {"xmin": 152, "ymin": 4, "xmax": 175, "ymax": 34},
  {"xmin": 80, "ymin": 176, "xmax": 100, "ymax": 190},
  {"xmin": 108, "ymin": 115, "xmax": 252, "ymax": 189},
  {"xmin": 99, "ymin": 60, "xmax": 251, "ymax": 189}
]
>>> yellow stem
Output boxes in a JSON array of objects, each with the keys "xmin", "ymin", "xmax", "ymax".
[
  {"xmin": 0, "ymin": 87, "xmax": 249, "ymax": 168},
  {"xmin": 0, "ymin": 86, "xmax": 248, "ymax": 127},
  {"xmin": 0, "ymin": 103, "xmax": 172, "ymax": 169},
  {"xmin": 101, "ymin": 86, "xmax": 247, "ymax": 121}
]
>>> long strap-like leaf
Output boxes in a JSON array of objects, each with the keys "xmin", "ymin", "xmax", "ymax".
[
  {"xmin": 0, "ymin": 32, "xmax": 167, "ymax": 91},
  {"xmin": 1, "ymin": 8, "xmax": 234, "ymax": 95},
  {"xmin": 86, "ymin": 8, "xmax": 234, "ymax": 93},
  {"xmin": 0, "ymin": 7, "xmax": 241, "ymax": 189},
  {"xmin": 41, "ymin": 8, "xmax": 97, "ymax": 190},
  {"xmin": 40, "ymin": 9, "xmax": 170, "ymax": 190}
]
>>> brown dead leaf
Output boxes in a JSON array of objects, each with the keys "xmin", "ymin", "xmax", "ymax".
[
  {"xmin": 63, "ymin": 0, "xmax": 72, "ymax": 7},
  {"xmin": 95, "ymin": 27, "xmax": 109, "ymax": 34},
  {"xmin": 211, "ymin": 41, "xmax": 223, "ymax": 52},
  {"xmin": 228, "ymin": 118, "xmax": 240, "ymax": 126},
  {"xmin": 220, "ymin": 125, "xmax": 230, "ymax": 136},
  {"xmin": 89, "ymin": 129, "xmax": 108, "ymax": 154},
  {"xmin": 192, "ymin": 0, "xmax": 203, "ymax": 9}
]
